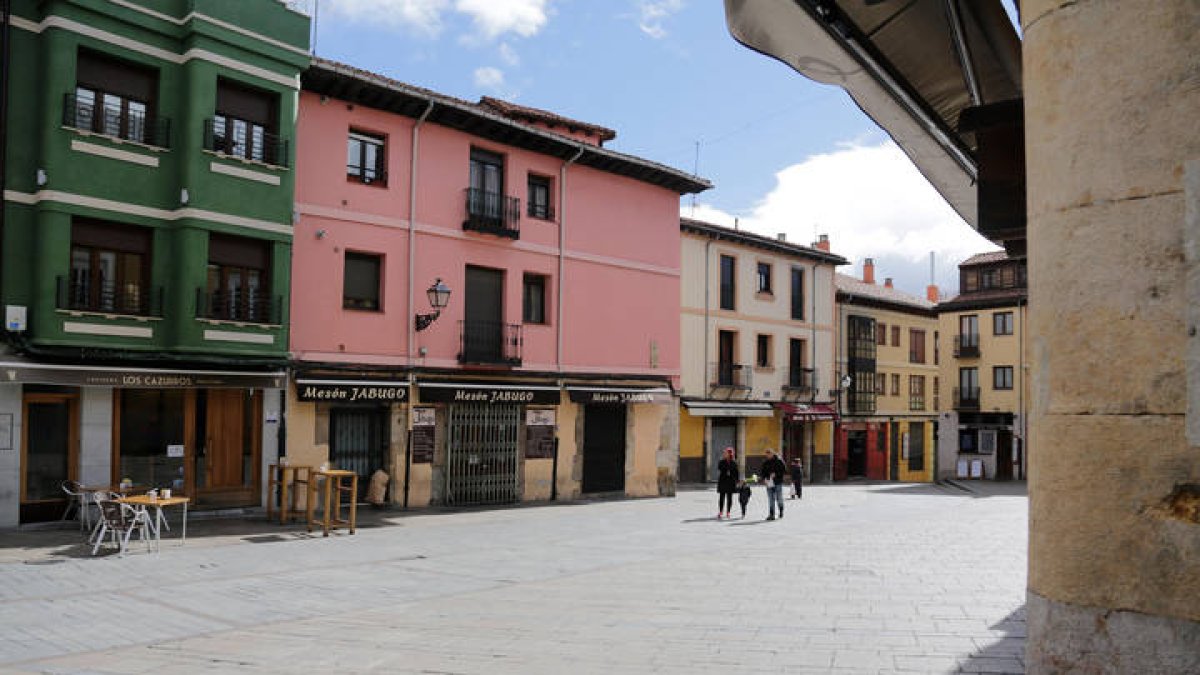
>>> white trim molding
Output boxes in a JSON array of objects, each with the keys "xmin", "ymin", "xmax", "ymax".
[
  {"xmin": 71, "ymin": 139, "xmax": 160, "ymax": 167},
  {"xmin": 203, "ymin": 329, "xmax": 275, "ymax": 345},
  {"xmin": 63, "ymin": 321, "xmax": 153, "ymax": 338},
  {"xmin": 4, "ymin": 189, "xmax": 292, "ymax": 235},
  {"xmin": 210, "ymin": 161, "xmax": 282, "ymax": 185}
]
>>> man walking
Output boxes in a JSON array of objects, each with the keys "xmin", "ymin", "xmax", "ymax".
[{"xmin": 760, "ymin": 448, "xmax": 787, "ymax": 520}]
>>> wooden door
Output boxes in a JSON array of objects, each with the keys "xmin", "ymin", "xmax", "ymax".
[{"xmin": 206, "ymin": 389, "xmax": 244, "ymax": 489}]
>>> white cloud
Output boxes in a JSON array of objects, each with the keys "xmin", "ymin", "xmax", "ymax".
[
  {"xmin": 498, "ymin": 42, "xmax": 520, "ymax": 66},
  {"xmin": 455, "ymin": 0, "xmax": 548, "ymax": 40},
  {"xmin": 327, "ymin": 0, "xmax": 450, "ymax": 36},
  {"xmin": 636, "ymin": 0, "xmax": 684, "ymax": 39},
  {"xmin": 686, "ymin": 141, "xmax": 999, "ymax": 295},
  {"xmin": 473, "ymin": 66, "xmax": 507, "ymax": 91}
]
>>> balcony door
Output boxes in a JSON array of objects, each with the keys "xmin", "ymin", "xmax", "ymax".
[
  {"xmin": 717, "ymin": 330, "xmax": 735, "ymax": 385},
  {"xmin": 464, "ymin": 266, "xmax": 504, "ymax": 363}
]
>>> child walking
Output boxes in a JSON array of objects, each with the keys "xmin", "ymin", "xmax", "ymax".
[{"xmin": 737, "ymin": 479, "xmax": 753, "ymax": 519}]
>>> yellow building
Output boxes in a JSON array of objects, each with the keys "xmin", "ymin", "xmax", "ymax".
[
  {"xmin": 935, "ymin": 252, "xmax": 1028, "ymax": 481},
  {"xmin": 835, "ymin": 260, "xmax": 939, "ymax": 482},
  {"xmin": 678, "ymin": 219, "xmax": 844, "ymax": 483}
]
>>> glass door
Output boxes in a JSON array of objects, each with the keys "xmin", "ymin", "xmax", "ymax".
[{"xmin": 21, "ymin": 392, "xmax": 79, "ymax": 523}]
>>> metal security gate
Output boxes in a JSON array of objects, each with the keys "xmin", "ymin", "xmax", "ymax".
[
  {"xmin": 445, "ymin": 403, "xmax": 521, "ymax": 506},
  {"xmin": 330, "ymin": 407, "xmax": 389, "ymax": 500}
]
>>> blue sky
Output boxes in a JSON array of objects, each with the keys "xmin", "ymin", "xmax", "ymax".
[{"xmin": 309, "ymin": 0, "xmax": 1001, "ymax": 295}]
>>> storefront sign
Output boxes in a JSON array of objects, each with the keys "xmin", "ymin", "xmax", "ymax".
[
  {"xmin": 167, "ymin": 444, "xmax": 185, "ymax": 458},
  {"xmin": 296, "ymin": 381, "xmax": 409, "ymax": 403},
  {"xmin": 412, "ymin": 407, "xmax": 436, "ymax": 427},
  {"xmin": 0, "ymin": 362, "xmax": 285, "ymax": 389},
  {"xmin": 567, "ymin": 388, "xmax": 670, "ymax": 404},
  {"xmin": 526, "ymin": 409, "xmax": 556, "ymax": 426},
  {"xmin": 411, "ymin": 407, "xmax": 436, "ymax": 464},
  {"xmin": 418, "ymin": 383, "xmax": 559, "ymax": 405}
]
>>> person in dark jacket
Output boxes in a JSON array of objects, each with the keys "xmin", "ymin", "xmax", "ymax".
[
  {"xmin": 716, "ymin": 446, "xmax": 738, "ymax": 519},
  {"xmin": 737, "ymin": 479, "xmax": 752, "ymax": 519},
  {"xmin": 760, "ymin": 448, "xmax": 787, "ymax": 520},
  {"xmin": 790, "ymin": 456, "xmax": 804, "ymax": 499}
]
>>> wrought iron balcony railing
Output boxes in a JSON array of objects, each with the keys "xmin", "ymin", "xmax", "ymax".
[
  {"xmin": 203, "ymin": 118, "xmax": 289, "ymax": 168},
  {"xmin": 57, "ymin": 276, "xmax": 162, "ymax": 317},
  {"xmin": 783, "ymin": 367, "xmax": 815, "ymax": 394},
  {"xmin": 62, "ymin": 94, "xmax": 171, "ymax": 148},
  {"xmin": 954, "ymin": 386, "xmax": 981, "ymax": 410},
  {"xmin": 458, "ymin": 320, "xmax": 522, "ymax": 366},
  {"xmin": 196, "ymin": 289, "xmax": 281, "ymax": 325},
  {"xmin": 463, "ymin": 188, "xmax": 521, "ymax": 238},
  {"xmin": 709, "ymin": 362, "xmax": 752, "ymax": 389},
  {"xmin": 954, "ymin": 333, "xmax": 981, "ymax": 358}
]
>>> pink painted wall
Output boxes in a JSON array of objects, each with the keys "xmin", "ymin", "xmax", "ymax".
[{"xmin": 292, "ymin": 90, "xmax": 682, "ymax": 378}]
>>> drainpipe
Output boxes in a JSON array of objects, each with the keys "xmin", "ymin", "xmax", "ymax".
[
  {"xmin": 808, "ymin": 262, "xmax": 818, "ymax": 480},
  {"xmin": 556, "ymin": 146, "xmax": 584, "ymax": 370},
  {"xmin": 702, "ymin": 237, "xmax": 712, "ymax": 481},
  {"xmin": 0, "ymin": 0, "xmax": 11, "ymax": 302},
  {"xmin": 407, "ymin": 100, "xmax": 434, "ymax": 367}
]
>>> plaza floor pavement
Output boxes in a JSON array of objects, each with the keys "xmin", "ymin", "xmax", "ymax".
[{"xmin": 0, "ymin": 481, "xmax": 1027, "ymax": 674}]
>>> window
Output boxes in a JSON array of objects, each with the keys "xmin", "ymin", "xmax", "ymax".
[
  {"xmin": 891, "ymin": 325, "xmax": 900, "ymax": 347},
  {"xmin": 756, "ymin": 262, "xmax": 773, "ymax": 294},
  {"xmin": 790, "ymin": 267, "xmax": 805, "ymax": 320},
  {"xmin": 719, "ymin": 255, "xmax": 735, "ymax": 310},
  {"xmin": 205, "ymin": 234, "xmax": 272, "ymax": 323},
  {"xmin": 934, "ymin": 330, "xmax": 940, "ymax": 365},
  {"xmin": 527, "ymin": 175, "xmax": 553, "ymax": 219},
  {"xmin": 981, "ymin": 269, "xmax": 998, "ymax": 289},
  {"xmin": 959, "ymin": 430, "xmax": 977, "ymax": 453},
  {"xmin": 875, "ymin": 373, "xmax": 886, "ymax": 395},
  {"xmin": 756, "ymin": 334, "xmax": 772, "ymax": 368},
  {"xmin": 209, "ymin": 78, "xmax": 281, "ymax": 165},
  {"xmin": 68, "ymin": 219, "xmax": 151, "ymax": 315},
  {"xmin": 962, "ymin": 270, "xmax": 979, "ymax": 292},
  {"xmin": 71, "ymin": 49, "xmax": 161, "ymax": 146},
  {"xmin": 933, "ymin": 376, "xmax": 940, "ymax": 410},
  {"xmin": 994, "ymin": 311, "xmax": 1014, "ymax": 335},
  {"xmin": 994, "ymin": 366, "xmax": 1014, "ymax": 390},
  {"xmin": 909, "ymin": 375, "xmax": 926, "ymax": 410},
  {"xmin": 959, "ymin": 367, "xmax": 979, "ymax": 404},
  {"xmin": 347, "ymin": 131, "xmax": 386, "ymax": 185},
  {"xmin": 909, "ymin": 329, "xmax": 926, "ymax": 363},
  {"xmin": 523, "ymin": 274, "xmax": 547, "ymax": 324},
  {"xmin": 787, "ymin": 338, "xmax": 808, "ymax": 388},
  {"xmin": 716, "ymin": 330, "xmax": 737, "ymax": 386},
  {"xmin": 876, "ymin": 322, "xmax": 887, "ymax": 345},
  {"xmin": 343, "ymin": 252, "xmax": 381, "ymax": 310},
  {"xmin": 891, "ymin": 374, "xmax": 900, "ymax": 396},
  {"xmin": 469, "ymin": 147, "xmax": 504, "ymax": 206}
]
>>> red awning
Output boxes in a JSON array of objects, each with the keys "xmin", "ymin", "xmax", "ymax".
[{"xmin": 777, "ymin": 403, "xmax": 839, "ymax": 422}]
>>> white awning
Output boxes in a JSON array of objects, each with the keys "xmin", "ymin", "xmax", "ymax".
[{"xmin": 682, "ymin": 401, "xmax": 775, "ymax": 418}]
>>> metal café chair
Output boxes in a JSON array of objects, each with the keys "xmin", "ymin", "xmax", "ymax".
[
  {"xmin": 92, "ymin": 499, "xmax": 156, "ymax": 557},
  {"xmin": 59, "ymin": 480, "xmax": 91, "ymax": 532}
]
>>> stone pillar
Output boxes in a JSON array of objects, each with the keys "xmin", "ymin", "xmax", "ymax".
[{"xmin": 1024, "ymin": 1, "xmax": 1200, "ymax": 671}]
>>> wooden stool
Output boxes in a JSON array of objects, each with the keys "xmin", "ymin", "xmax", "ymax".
[
  {"xmin": 267, "ymin": 464, "xmax": 311, "ymax": 525},
  {"xmin": 306, "ymin": 469, "xmax": 358, "ymax": 536}
]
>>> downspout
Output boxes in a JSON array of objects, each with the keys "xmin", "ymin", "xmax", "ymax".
[
  {"xmin": 702, "ymin": 237, "xmax": 712, "ymax": 481},
  {"xmin": 0, "ymin": 0, "xmax": 11, "ymax": 303},
  {"xmin": 808, "ymin": 262, "xmax": 818, "ymax": 481},
  {"xmin": 556, "ymin": 146, "xmax": 583, "ymax": 370},
  {"xmin": 407, "ymin": 100, "xmax": 434, "ymax": 367}
]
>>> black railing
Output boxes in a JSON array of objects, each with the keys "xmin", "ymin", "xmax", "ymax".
[
  {"xmin": 528, "ymin": 201, "xmax": 554, "ymax": 220},
  {"xmin": 954, "ymin": 333, "xmax": 981, "ymax": 358},
  {"xmin": 784, "ymin": 367, "xmax": 815, "ymax": 394},
  {"xmin": 463, "ymin": 188, "xmax": 521, "ymax": 238},
  {"xmin": 203, "ymin": 118, "xmax": 289, "ymax": 168},
  {"xmin": 347, "ymin": 166, "xmax": 387, "ymax": 186},
  {"xmin": 196, "ymin": 289, "xmax": 281, "ymax": 324},
  {"xmin": 709, "ymin": 362, "xmax": 751, "ymax": 389},
  {"xmin": 57, "ymin": 276, "xmax": 162, "ymax": 317},
  {"xmin": 62, "ymin": 93, "xmax": 171, "ymax": 148},
  {"xmin": 954, "ymin": 386, "xmax": 981, "ymax": 410},
  {"xmin": 459, "ymin": 320, "xmax": 522, "ymax": 366}
]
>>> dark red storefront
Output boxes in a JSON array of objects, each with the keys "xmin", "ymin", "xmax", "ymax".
[{"xmin": 835, "ymin": 422, "xmax": 888, "ymax": 481}]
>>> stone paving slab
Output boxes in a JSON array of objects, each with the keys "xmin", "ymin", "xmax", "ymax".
[{"xmin": 0, "ymin": 482, "xmax": 1027, "ymax": 673}]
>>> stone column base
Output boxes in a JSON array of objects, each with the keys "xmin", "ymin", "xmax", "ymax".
[{"xmin": 1027, "ymin": 591, "xmax": 1200, "ymax": 673}]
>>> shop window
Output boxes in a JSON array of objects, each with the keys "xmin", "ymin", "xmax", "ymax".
[
  {"xmin": 67, "ymin": 219, "xmax": 152, "ymax": 315},
  {"xmin": 204, "ymin": 234, "xmax": 273, "ymax": 323},
  {"xmin": 343, "ymin": 252, "xmax": 382, "ymax": 310},
  {"xmin": 117, "ymin": 389, "xmax": 185, "ymax": 491},
  {"xmin": 347, "ymin": 130, "xmax": 386, "ymax": 185},
  {"xmin": 70, "ymin": 49, "xmax": 163, "ymax": 146},
  {"xmin": 523, "ymin": 274, "xmax": 547, "ymax": 324},
  {"xmin": 527, "ymin": 174, "xmax": 553, "ymax": 219},
  {"xmin": 207, "ymin": 78, "xmax": 284, "ymax": 166}
]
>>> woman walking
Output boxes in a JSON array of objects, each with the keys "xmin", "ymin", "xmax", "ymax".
[{"xmin": 716, "ymin": 446, "xmax": 739, "ymax": 519}]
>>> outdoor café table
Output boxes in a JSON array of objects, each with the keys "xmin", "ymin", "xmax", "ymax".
[
  {"xmin": 306, "ymin": 469, "xmax": 358, "ymax": 537},
  {"xmin": 267, "ymin": 463, "xmax": 312, "ymax": 525},
  {"xmin": 118, "ymin": 495, "xmax": 191, "ymax": 545}
]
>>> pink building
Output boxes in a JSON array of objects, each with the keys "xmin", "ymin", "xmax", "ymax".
[{"xmin": 287, "ymin": 59, "xmax": 709, "ymax": 507}]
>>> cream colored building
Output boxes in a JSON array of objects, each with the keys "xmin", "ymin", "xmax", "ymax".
[
  {"xmin": 835, "ymin": 260, "xmax": 940, "ymax": 482},
  {"xmin": 935, "ymin": 252, "xmax": 1028, "ymax": 481},
  {"xmin": 678, "ymin": 219, "xmax": 844, "ymax": 483}
]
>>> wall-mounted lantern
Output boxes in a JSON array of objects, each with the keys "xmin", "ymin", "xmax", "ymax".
[{"xmin": 415, "ymin": 278, "xmax": 451, "ymax": 331}]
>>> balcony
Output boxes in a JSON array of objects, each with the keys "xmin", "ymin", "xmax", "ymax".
[
  {"xmin": 954, "ymin": 387, "xmax": 981, "ymax": 411},
  {"xmin": 709, "ymin": 362, "xmax": 752, "ymax": 390},
  {"xmin": 463, "ymin": 188, "xmax": 521, "ymax": 239},
  {"xmin": 196, "ymin": 289, "xmax": 281, "ymax": 325},
  {"xmin": 62, "ymin": 94, "xmax": 171, "ymax": 148},
  {"xmin": 783, "ymin": 367, "xmax": 815, "ymax": 395},
  {"xmin": 57, "ymin": 276, "xmax": 162, "ymax": 317},
  {"xmin": 459, "ymin": 320, "xmax": 522, "ymax": 366},
  {"xmin": 954, "ymin": 333, "xmax": 981, "ymax": 358},
  {"xmin": 203, "ymin": 118, "xmax": 289, "ymax": 168}
]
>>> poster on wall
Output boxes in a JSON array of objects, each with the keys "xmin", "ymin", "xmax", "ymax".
[
  {"xmin": 525, "ymin": 408, "xmax": 556, "ymax": 459},
  {"xmin": 411, "ymin": 407, "xmax": 435, "ymax": 463}
]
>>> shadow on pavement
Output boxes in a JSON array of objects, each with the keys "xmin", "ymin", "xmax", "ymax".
[
  {"xmin": 957, "ymin": 604, "xmax": 1027, "ymax": 674},
  {"xmin": 872, "ymin": 481, "xmax": 1028, "ymax": 499}
]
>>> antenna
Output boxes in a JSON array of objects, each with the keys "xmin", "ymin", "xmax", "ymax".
[
  {"xmin": 689, "ymin": 140, "xmax": 700, "ymax": 214},
  {"xmin": 929, "ymin": 251, "xmax": 935, "ymax": 284},
  {"xmin": 311, "ymin": 0, "xmax": 320, "ymax": 55}
]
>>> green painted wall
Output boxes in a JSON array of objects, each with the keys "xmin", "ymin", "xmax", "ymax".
[{"xmin": 3, "ymin": 0, "xmax": 309, "ymax": 360}]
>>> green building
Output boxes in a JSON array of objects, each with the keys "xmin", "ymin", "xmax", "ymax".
[{"xmin": 0, "ymin": 0, "xmax": 309, "ymax": 525}]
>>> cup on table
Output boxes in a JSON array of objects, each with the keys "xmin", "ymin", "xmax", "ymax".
[
  {"xmin": 162, "ymin": 489, "xmax": 172, "ymax": 499},
  {"xmin": 147, "ymin": 489, "xmax": 158, "ymax": 499}
]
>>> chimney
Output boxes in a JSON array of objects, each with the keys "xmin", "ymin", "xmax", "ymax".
[
  {"xmin": 927, "ymin": 284, "xmax": 940, "ymax": 302},
  {"xmin": 863, "ymin": 258, "xmax": 875, "ymax": 284},
  {"xmin": 884, "ymin": 278, "xmax": 893, "ymax": 289},
  {"xmin": 777, "ymin": 233, "xmax": 787, "ymax": 242},
  {"xmin": 814, "ymin": 234, "xmax": 831, "ymax": 252}
]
